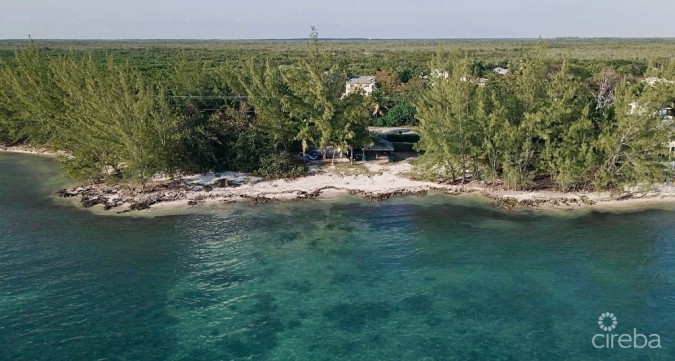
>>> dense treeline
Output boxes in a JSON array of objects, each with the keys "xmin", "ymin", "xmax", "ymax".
[
  {"xmin": 3, "ymin": 38, "xmax": 674, "ymax": 70},
  {"xmin": 0, "ymin": 44, "xmax": 290, "ymax": 182},
  {"xmin": 0, "ymin": 35, "xmax": 371, "ymax": 182},
  {"xmin": 238, "ymin": 29, "xmax": 371, "ymax": 163},
  {"xmin": 0, "ymin": 37, "xmax": 673, "ymax": 191},
  {"xmin": 416, "ymin": 47, "xmax": 674, "ymax": 190}
]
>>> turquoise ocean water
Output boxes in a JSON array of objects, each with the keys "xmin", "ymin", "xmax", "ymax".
[{"xmin": 1, "ymin": 152, "xmax": 674, "ymax": 360}]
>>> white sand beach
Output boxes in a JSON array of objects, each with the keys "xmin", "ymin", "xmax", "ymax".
[{"xmin": 3, "ymin": 147, "xmax": 674, "ymax": 213}]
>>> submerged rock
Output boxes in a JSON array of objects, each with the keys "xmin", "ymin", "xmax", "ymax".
[
  {"xmin": 57, "ymin": 188, "xmax": 81, "ymax": 198},
  {"xmin": 363, "ymin": 189, "xmax": 428, "ymax": 202}
]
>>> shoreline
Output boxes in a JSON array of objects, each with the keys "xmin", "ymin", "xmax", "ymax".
[
  {"xmin": 3, "ymin": 147, "xmax": 674, "ymax": 214},
  {"xmin": 53, "ymin": 160, "xmax": 675, "ymax": 214},
  {"xmin": 0, "ymin": 145, "xmax": 61, "ymax": 157}
]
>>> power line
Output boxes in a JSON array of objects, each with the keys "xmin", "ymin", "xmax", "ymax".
[{"xmin": 168, "ymin": 95, "xmax": 248, "ymax": 99}]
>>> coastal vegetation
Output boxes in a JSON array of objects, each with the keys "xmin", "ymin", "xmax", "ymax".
[
  {"xmin": 0, "ymin": 36, "xmax": 673, "ymax": 192},
  {"xmin": 416, "ymin": 48, "xmax": 674, "ymax": 190}
]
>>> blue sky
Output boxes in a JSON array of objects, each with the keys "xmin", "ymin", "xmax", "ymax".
[{"xmin": 2, "ymin": 0, "xmax": 674, "ymax": 39}]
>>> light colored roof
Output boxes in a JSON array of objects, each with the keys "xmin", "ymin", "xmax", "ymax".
[
  {"xmin": 347, "ymin": 76, "xmax": 376, "ymax": 85},
  {"xmin": 431, "ymin": 69, "xmax": 449, "ymax": 78},
  {"xmin": 643, "ymin": 77, "xmax": 674, "ymax": 86},
  {"xmin": 368, "ymin": 126, "xmax": 416, "ymax": 135}
]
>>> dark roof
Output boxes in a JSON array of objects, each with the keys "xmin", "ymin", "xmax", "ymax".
[{"xmin": 363, "ymin": 137, "xmax": 394, "ymax": 152}]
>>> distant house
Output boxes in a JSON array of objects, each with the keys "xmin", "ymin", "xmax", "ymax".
[
  {"xmin": 657, "ymin": 107, "xmax": 673, "ymax": 121},
  {"xmin": 493, "ymin": 67, "xmax": 509, "ymax": 75},
  {"xmin": 630, "ymin": 103, "xmax": 674, "ymax": 121},
  {"xmin": 643, "ymin": 77, "xmax": 674, "ymax": 87},
  {"xmin": 667, "ymin": 141, "xmax": 675, "ymax": 162},
  {"xmin": 628, "ymin": 102, "xmax": 644, "ymax": 115},
  {"xmin": 345, "ymin": 76, "xmax": 376, "ymax": 96},
  {"xmin": 460, "ymin": 75, "xmax": 488, "ymax": 87},
  {"xmin": 431, "ymin": 69, "xmax": 449, "ymax": 79}
]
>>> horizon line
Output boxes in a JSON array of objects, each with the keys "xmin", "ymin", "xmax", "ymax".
[{"xmin": 2, "ymin": 37, "xmax": 675, "ymax": 42}]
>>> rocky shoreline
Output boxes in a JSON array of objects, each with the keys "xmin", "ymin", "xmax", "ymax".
[
  {"xmin": 56, "ymin": 180, "xmax": 460, "ymax": 214},
  {"xmin": 3, "ymin": 147, "xmax": 673, "ymax": 213},
  {"xmin": 55, "ymin": 173, "xmax": 675, "ymax": 214}
]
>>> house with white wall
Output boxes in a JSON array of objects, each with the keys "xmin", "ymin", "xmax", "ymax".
[
  {"xmin": 493, "ymin": 67, "xmax": 509, "ymax": 75},
  {"xmin": 345, "ymin": 76, "xmax": 376, "ymax": 96},
  {"xmin": 430, "ymin": 69, "xmax": 449, "ymax": 79}
]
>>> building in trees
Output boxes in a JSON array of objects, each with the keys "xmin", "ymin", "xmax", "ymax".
[
  {"xmin": 430, "ymin": 69, "xmax": 449, "ymax": 79},
  {"xmin": 643, "ymin": 77, "xmax": 674, "ymax": 87},
  {"xmin": 493, "ymin": 67, "xmax": 509, "ymax": 75},
  {"xmin": 345, "ymin": 76, "xmax": 377, "ymax": 96},
  {"xmin": 657, "ymin": 107, "xmax": 673, "ymax": 120},
  {"xmin": 629, "ymin": 103, "xmax": 674, "ymax": 120}
]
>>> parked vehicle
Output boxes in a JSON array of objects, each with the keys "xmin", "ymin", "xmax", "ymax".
[{"xmin": 305, "ymin": 150, "xmax": 322, "ymax": 161}]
